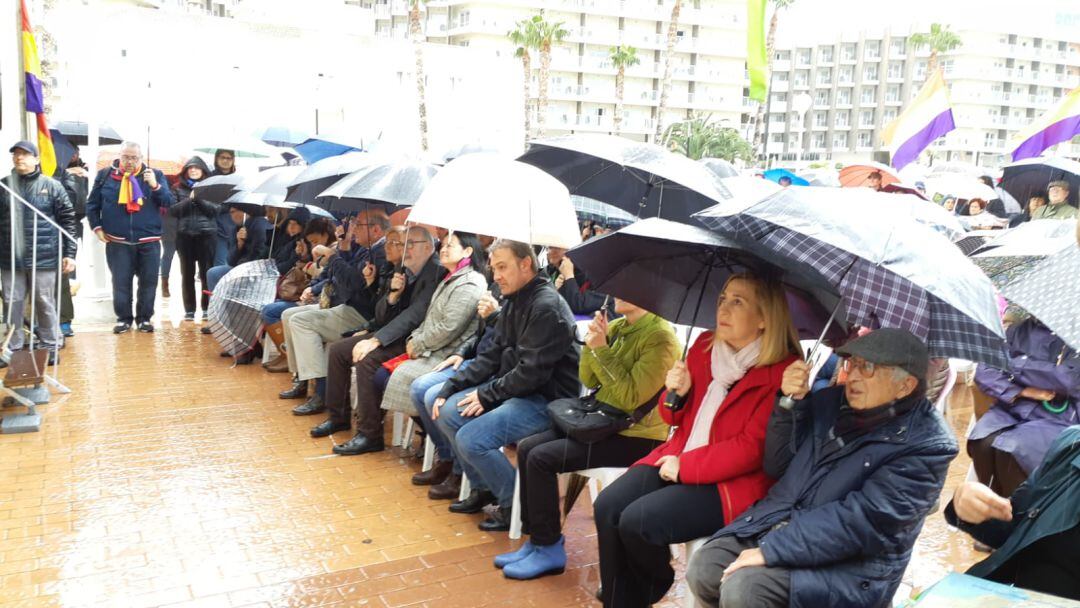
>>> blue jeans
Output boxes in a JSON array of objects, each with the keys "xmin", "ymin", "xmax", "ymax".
[
  {"xmin": 105, "ymin": 241, "xmax": 161, "ymax": 324},
  {"xmin": 261, "ymin": 300, "xmax": 298, "ymax": 325},
  {"xmin": 412, "ymin": 361, "xmax": 472, "ymax": 469},
  {"xmin": 206, "ymin": 264, "xmax": 231, "ymax": 293},
  {"xmin": 213, "ymin": 234, "xmax": 230, "ymax": 267},
  {"xmin": 436, "ymin": 386, "xmax": 551, "ymax": 508}
]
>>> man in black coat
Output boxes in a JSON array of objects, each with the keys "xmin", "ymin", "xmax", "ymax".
[
  {"xmin": 432, "ymin": 240, "xmax": 580, "ymax": 531},
  {"xmin": 310, "ymin": 226, "xmax": 443, "ymax": 456}
]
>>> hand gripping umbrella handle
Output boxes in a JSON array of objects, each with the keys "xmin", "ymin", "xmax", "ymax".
[{"xmin": 779, "ymin": 301, "xmax": 843, "ymax": 411}]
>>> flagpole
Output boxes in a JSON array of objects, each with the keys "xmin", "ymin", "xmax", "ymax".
[{"xmin": 16, "ymin": 0, "xmax": 30, "ymax": 141}]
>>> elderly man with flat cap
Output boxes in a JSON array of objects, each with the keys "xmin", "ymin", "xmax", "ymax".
[{"xmin": 686, "ymin": 328, "xmax": 958, "ymax": 608}]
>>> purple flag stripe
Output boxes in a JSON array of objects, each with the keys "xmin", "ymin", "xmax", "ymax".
[
  {"xmin": 891, "ymin": 109, "xmax": 956, "ymax": 171},
  {"xmin": 24, "ymin": 72, "xmax": 44, "ymax": 114},
  {"xmin": 1011, "ymin": 114, "xmax": 1080, "ymax": 162}
]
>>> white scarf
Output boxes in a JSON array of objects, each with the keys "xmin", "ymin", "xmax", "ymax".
[{"xmin": 683, "ymin": 337, "xmax": 762, "ymax": 453}]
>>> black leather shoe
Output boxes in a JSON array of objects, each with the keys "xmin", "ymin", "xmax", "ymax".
[
  {"xmin": 291, "ymin": 395, "xmax": 324, "ymax": 415},
  {"xmin": 279, "ymin": 379, "xmax": 308, "ymax": 400},
  {"xmin": 449, "ymin": 489, "xmax": 496, "ymax": 514},
  {"xmin": 137, "ymin": 321, "xmax": 154, "ymax": 333},
  {"xmin": 332, "ymin": 434, "xmax": 385, "ymax": 456},
  {"xmin": 113, "ymin": 323, "xmax": 132, "ymax": 334},
  {"xmin": 310, "ymin": 419, "xmax": 349, "ymax": 438},
  {"xmin": 428, "ymin": 473, "xmax": 462, "ymax": 500},
  {"xmin": 478, "ymin": 506, "xmax": 511, "ymax": 532},
  {"xmin": 200, "ymin": 326, "xmax": 212, "ymax": 335}
]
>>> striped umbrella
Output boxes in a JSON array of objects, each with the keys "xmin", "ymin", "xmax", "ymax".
[{"xmin": 571, "ymin": 196, "xmax": 637, "ymax": 228}]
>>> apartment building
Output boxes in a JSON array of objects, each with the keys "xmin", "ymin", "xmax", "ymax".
[
  {"xmin": 763, "ymin": 26, "xmax": 1080, "ymax": 168},
  {"xmin": 357, "ymin": 0, "xmax": 752, "ymax": 141}
]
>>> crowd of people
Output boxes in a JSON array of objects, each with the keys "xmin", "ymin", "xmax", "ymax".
[{"xmin": 2, "ymin": 140, "xmax": 1078, "ymax": 607}]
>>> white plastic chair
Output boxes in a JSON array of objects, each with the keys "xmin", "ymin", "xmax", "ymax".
[{"xmin": 932, "ymin": 364, "xmax": 958, "ymax": 417}]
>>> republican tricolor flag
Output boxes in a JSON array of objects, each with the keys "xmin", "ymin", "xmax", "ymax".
[
  {"xmin": 20, "ymin": 0, "xmax": 57, "ymax": 176},
  {"xmin": 1010, "ymin": 86, "xmax": 1080, "ymax": 161},
  {"xmin": 881, "ymin": 69, "xmax": 956, "ymax": 171}
]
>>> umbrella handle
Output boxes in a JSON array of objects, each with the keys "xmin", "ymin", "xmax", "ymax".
[{"xmin": 778, "ymin": 300, "xmax": 842, "ymax": 410}]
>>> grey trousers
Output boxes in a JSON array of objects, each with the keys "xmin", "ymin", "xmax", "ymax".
[
  {"xmin": 284, "ymin": 303, "xmax": 366, "ymax": 381},
  {"xmin": 1, "ymin": 269, "xmax": 60, "ymax": 351},
  {"xmin": 686, "ymin": 535, "xmax": 791, "ymax": 608}
]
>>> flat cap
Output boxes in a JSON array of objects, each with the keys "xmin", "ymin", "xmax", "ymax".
[{"xmin": 835, "ymin": 328, "xmax": 929, "ymax": 381}]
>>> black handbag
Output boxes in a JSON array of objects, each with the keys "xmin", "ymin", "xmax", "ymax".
[{"xmin": 547, "ymin": 389, "xmax": 662, "ymax": 444}]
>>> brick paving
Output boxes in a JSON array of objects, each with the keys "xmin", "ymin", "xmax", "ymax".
[{"xmin": 0, "ymin": 324, "xmax": 982, "ymax": 607}]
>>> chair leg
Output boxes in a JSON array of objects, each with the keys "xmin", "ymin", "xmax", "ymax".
[
  {"xmin": 391, "ymin": 412, "xmax": 404, "ymax": 447},
  {"xmin": 459, "ymin": 474, "xmax": 471, "ymax": 502},
  {"xmin": 509, "ymin": 470, "xmax": 522, "ymax": 540},
  {"xmin": 402, "ymin": 417, "xmax": 415, "ymax": 451},
  {"xmin": 421, "ymin": 436, "xmax": 435, "ymax": 472}
]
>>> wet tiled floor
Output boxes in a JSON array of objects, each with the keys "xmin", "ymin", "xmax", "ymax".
[{"xmin": 0, "ymin": 320, "xmax": 982, "ymax": 607}]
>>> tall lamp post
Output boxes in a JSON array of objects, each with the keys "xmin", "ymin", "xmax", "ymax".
[{"xmin": 791, "ymin": 92, "xmax": 813, "ymax": 168}]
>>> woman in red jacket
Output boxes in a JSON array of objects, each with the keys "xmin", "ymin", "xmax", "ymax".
[{"xmin": 592, "ymin": 273, "xmax": 801, "ymax": 608}]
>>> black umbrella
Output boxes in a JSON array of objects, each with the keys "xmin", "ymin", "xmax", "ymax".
[
  {"xmin": 567, "ymin": 218, "xmax": 846, "ymax": 340},
  {"xmin": 1002, "ymin": 156, "xmax": 1080, "ymax": 207},
  {"xmin": 518, "ymin": 134, "xmax": 732, "ymax": 223},
  {"xmin": 285, "ymin": 152, "xmax": 372, "ymax": 205},
  {"xmin": 223, "ymin": 190, "xmax": 267, "ymax": 217},
  {"xmin": 51, "ymin": 120, "xmax": 123, "ymax": 146},
  {"xmin": 316, "ymin": 159, "xmax": 439, "ymax": 214}
]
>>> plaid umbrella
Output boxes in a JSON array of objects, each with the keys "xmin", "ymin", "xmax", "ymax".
[
  {"xmin": 970, "ymin": 220, "xmax": 1077, "ymax": 288},
  {"xmin": 1002, "ymin": 245, "xmax": 1080, "ymax": 351},
  {"xmin": 696, "ymin": 187, "xmax": 1008, "ymax": 367},
  {"xmin": 571, "ymin": 196, "xmax": 637, "ymax": 228},
  {"xmin": 207, "ymin": 260, "xmax": 280, "ymax": 357}
]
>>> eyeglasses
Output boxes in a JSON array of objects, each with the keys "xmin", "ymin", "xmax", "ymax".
[
  {"xmin": 386, "ymin": 240, "xmax": 405, "ymax": 248},
  {"xmin": 404, "ymin": 240, "xmax": 428, "ymax": 248},
  {"xmin": 842, "ymin": 357, "xmax": 883, "ymax": 378}
]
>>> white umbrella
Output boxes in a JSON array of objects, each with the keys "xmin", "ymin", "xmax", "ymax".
[
  {"xmin": 925, "ymin": 175, "xmax": 997, "ymax": 201},
  {"xmin": 408, "ymin": 154, "xmax": 580, "ymax": 248}
]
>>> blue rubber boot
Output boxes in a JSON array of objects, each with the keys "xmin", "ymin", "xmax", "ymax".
[
  {"xmin": 494, "ymin": 539, "xmax": 535, "ymax": 569},
  {"xmin": 503, "ymin": 536, "xmax": 567, "ymax": 580}
]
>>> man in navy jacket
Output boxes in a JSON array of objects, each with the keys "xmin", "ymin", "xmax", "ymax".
[
  {"xmin": 687, "ymin": 329, "xmax": 958, "ymax": 608},
  {"xmin": 86, "ymin": 142, "xmax": 173, "ymax": 334}
]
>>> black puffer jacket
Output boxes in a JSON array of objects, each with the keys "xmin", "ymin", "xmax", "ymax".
[
  {"xmin": 0, "ymin": 169, "xmax": 77, "ymax": 270},
  {"xmin": 169, "ymin": 158, "xmax": 219, "ymax": 237},
  {"xmin": 438, "ymin": 275, "xmax": 580, "ymax": 410}
]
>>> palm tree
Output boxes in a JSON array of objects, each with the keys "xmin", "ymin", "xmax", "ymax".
[
  {"xmin": 751, "ymin": 0, "xmax": 796, "ymax": 161},
  {"xmin": 664, "ymin": 114, "xmax": 753, "ymax": 162},
  {"xmin": 609, "ymin": 45, "xmax": 640, "ymax": 136},
  {"xmin": 508, "ymin": 19, "xmax": 540, "ymax": 148},
  {"xmin": 408, "ymin": 0, "xmax": 429, "ymax": 152},
  {"xmin": 910, "ymin": 23, "xmax": 963, "ymax": 79},
  {"xmin": 654, "ymin": 0, "xmax": 682, "ymax": 142},
  {"xmin": 533, "ymin": 15, "xmax": 568, "ymax": 138}
]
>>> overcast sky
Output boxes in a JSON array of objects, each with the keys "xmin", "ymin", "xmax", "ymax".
[{"xmin": 774, "ymin": 0, "xmax": 1080, "ymax": 44}]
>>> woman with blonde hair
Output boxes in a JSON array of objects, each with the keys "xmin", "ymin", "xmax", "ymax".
[{"xmin": 592, "ymin": 273, "xmax": 802, "ymax": 608}]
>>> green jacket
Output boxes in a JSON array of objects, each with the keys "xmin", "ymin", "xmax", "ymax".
[
  {"xmin": 1031, "ymin": 202, "xmax": 1078, "ymax": 220},
  {"xmin": 580, "ymin": 312, "xmax": 678, "ymax": 441}
]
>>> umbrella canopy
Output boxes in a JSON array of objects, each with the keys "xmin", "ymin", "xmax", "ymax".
[
  {"xmin": 191, "ymin": 135, "xmax": 283, "ymax": 159},
  {"xmin": 194, "ymin": 173, "xmax": 252, "ymax": 204},
  {"xmin": 409, "ymin": 154, "xmax": 579, "ymax": 248},
  {"xmin": 695, "ymin": 187, "xmax": 1008, "ymax": 367},
  {"xmin": 698, "ymin": 157, "xmax": 739, "ymax": 179},
  {"xmin": 51, "ymin": 120, "xmax": 123, "ymax": 146},
  {"xmin": 1001, "ymin": 156, "xmax": 1080, "ymax": 207},
  {"xmin": 928, "ymin": 161, "xmax": 987, "ymax": 178},
  {"xmin": 925, "ymin": 175, "xmax": 997, "ymax": 201},
  {"xmin": 838, "ymin": 162, "xmax": 901, "ymax": 188},
  {"xmin": 518, "ymin": 134, "xmax": 731, "ymax": 223},
  {"xmin": 294, "ymin": 135, "xmax": 364, "ymax": 164},
  {"xmin": 566, "ymin": 217, "xmax": 846, "ymax": 341},
  {"xmin": 223, "ymin": 190, "xmax": 268, "ymax": 217},
  {"xmin": 1001, "ymin": 244, "xmax": 1080, "ymax": 351},
  {"xmin": 970, "ymin": 220, "xmax": 1078, "ymax": 287},
  {"xmin": 571, "ymin": 196, "xmax": 637, "ymax": 228},
  {"xmin": 206, "ymin": 260, "xmax": 280, "ymax": 357},
  {"xmin": 256, "ymin": 126, "xmax": 312, "ymax": 148},
  {"xmin": 250, "ymin": 165, "xmax": 306, "ymax": 200},
  {"xmin": 317, "ymin": 159, "xmax": 439, "ymax": 214},
  {"xmin": 48, "ymin": 130, "xmax": 77, "ymax": 172},
  {"xmin": 762, "ymin": 168, "xmax": 809, "ymax": 187},
  {"xmin": 438, "ymin": 142, "xmax": 507, "ymax": 164},
  {"xmin": 285, "ymin": 152, "xmax": 372, "ymax": 205},
  {"xmin": 263, "ymin": 201, "xmax": 335, "ymax": 220},
  {"xmin": 880, "ymin": 182, "xmax": 930, "ymax": 201},
  {"xmin": 799, "ymin": 168, "xmax": 841, "ymax": 187}
]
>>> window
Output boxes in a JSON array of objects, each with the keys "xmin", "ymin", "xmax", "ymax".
[
  {"xmin": 775, "ymin": 71, "xmax": 789, "ymax": 82},
  {"xmin": 815, "ymin": 90, "xmax": 830, "ymax": 105},
  {"xmin": 819, "ymin": 46, "xmax": 834, "ymax": 62},
  {"xmin": 834, "ymin": 110, "xmax": 850, "ymax": 127},
  {"xmin": 841, "ymin": 43, "xmax": 857, "ymax": 61},
  {"xmin": 886, "ymin": 84, "xmax": 902, "ymax": 102},
  {"xmin": 860, "ymin": 109, "xmax": 875, "ymax": 127},
  {"xmin": 794, "ymin": 70, "xmax": 809, "ymax": 87},
  {"xmin": 772, "ymin": 92, "xmax": 788, "ymax": 103},
  {"xmin": 812, "ymin": 132, "xmax": 826, "ymax": 148},
  {"xmin": 814, "ymin": 111, "xmax": 828, "ymax": 127},
  {"xmin": 832, "ymin": 132, "xmax": 849, "ymax": 148},
  {"xmin": 914, "ymin": 60, "xmax": 928, "ymax": 79},
  {"xmin": 775, "ymin": 50, "xmax": 791, "ymax": 61},
  {"xmin": 771, "ymin": 113, "xmax": 786, "ymax": 124},
  {"xmin": 863, "ymin": 64, "xmax": 879, "ymax": 81},
  {"xmin": 817, "ymin": 68, "xmax": 832, "ymax": 85},
  {"xmin": 864, "ymin": 40, "xmax": 881, "ymax": 59},
  {"xmin": 984, "ymin": 132, "xmax": 997, "ymax": 147},
  {"xmin": 797, "ymin": 48, "xmax": 812, "ymax": 64},
  {"xmin": 838, "ymin": 66, "xmax": 854, "ymax": 84},
  {"xmin": 772, "ymin": 133, "xmax": 784, "ymax": 143},
  {"xmin": 836, "ymin": 89, "xmax": 851, "ymax": 105},
  {"xmin": 860, "ymin": 86, "xmax": 876, "ymax": 104},
  {"xmin": 883, "ymin": 108, "xmax": 898, "ymax": 122},
  {"xmin": 888, "ymin": 61, "xmax": 904, "ymax": 79},
  {"xmin": 858, "ymin": 131, "xmax": 873, "ymax": 147},
  {"xmin": 889, "ymin": 39, "xmax": 906, "ymax": 55}
]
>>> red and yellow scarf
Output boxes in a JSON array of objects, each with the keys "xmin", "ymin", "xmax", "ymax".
[{"xmin": 112, "ymin": 164, "xmax": 146, "ymax": 213}]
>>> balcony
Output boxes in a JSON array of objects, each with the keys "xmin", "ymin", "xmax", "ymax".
[
  {"xmin": 374, "ymin": 4, "xmax": 390, "ymax": 19},
  {"xmin": 839, "ymin": 53, "xmax": 858, "ymax": 64},
  {"xmin": 863, "ymin": 53, "xmax": 882, "ymax": 62},
  {"xmin": 859, "ymin": 98, "xmax": 877, "ymax": 107}
]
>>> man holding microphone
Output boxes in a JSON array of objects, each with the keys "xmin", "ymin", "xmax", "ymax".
[{"xmin": 86, "ymin": 141, "xmax": 174, "ymax": 334}]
